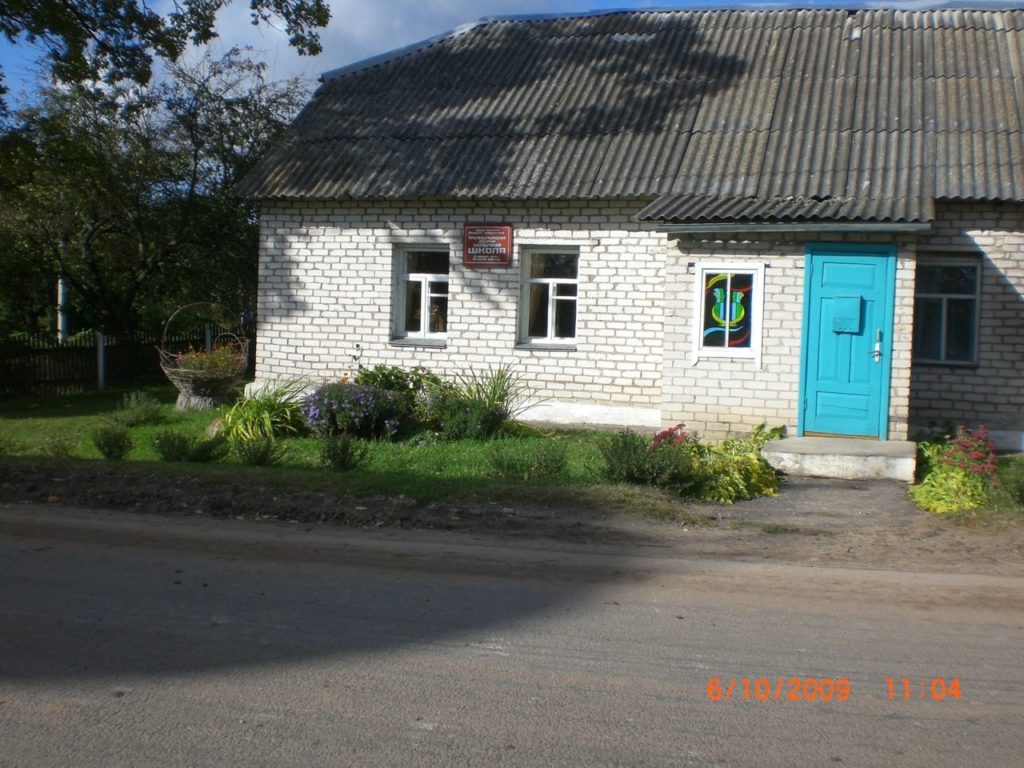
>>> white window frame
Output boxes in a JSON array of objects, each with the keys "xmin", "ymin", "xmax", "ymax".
[
  {"xmin": 393, "ymin": 247, "xmax": 449, "ymax": 342},
  {"xmin": 519, "ymin": 248, "xmax": 580, "ymax": 345},
  {"xmin": 690, "ymin": 262, "xmax": 765, "ymax": 368},
  {"xmin": 913, "ymin": 258, "xmax": 981, "ymax": 366}
]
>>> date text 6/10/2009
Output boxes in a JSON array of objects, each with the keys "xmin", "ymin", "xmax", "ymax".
[{"xmin": 706, "ymin": 677, "xmax": 962, "ymax": 703}]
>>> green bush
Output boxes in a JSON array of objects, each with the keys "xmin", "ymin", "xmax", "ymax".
[
  {"xmin": 320, "ymin": 434, "xmax": 369, "ymax": 471},
  {"xmin": 231, "ymin": 437, "xmax": 287, "ymax": 466},
  {"xmin": 600, "ymin": 430, "xmax": 690, "ymax": 487},
  {"xmin": 693, "ymin": 443, "xmax": 779, "ymax": 503},
  {"xmin": 0, "ymin": 433, "xmax": 21, "ymax": 455},
  {"xmin": 38, "ymin": 434, "xmax": 78, "ymax": 458},
  {"xmin": 910, "ymin": 426, "xmax": 1000, "ymax": 513},
  {"xmin": 600, "ymin": 424, "xmax": 779, "ymax": 503},
  {"xmin": 999, "ymin": 458, "xmax": 1024, "ymax": 505},
  {"xmin": 355, "ymin": 365, "xmax": 442, "ymax": 411},
  {"xmin": 221, "ymin": 380, "xmax": 308, "ymax": 441},
  {"xmin": 910, "ymin": 467, "xmax": 989, "ymax": 513},
  {"xmin": 413, "ymin": 364, "xmax": 532, "ymax": 441},
  {"xmin": 93, "ymin": 425, "xmax": 133, "ymax": 460},
  {"xmin": 487, "ymin": 439, "xmax": 569, "ymax": 482},
  {"xmin": 436, "ymin": 396, "xmax": 507, "ymax": 441},
  {"xmin": 153, "ymin": 430, "xmax": 228, "ymax": 463},
  {"xmin": 109, "ymin": 391, "xmax": 165, "ymax": 427}
]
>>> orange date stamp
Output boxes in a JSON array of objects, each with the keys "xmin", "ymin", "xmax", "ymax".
[
  {"xmin": 706, "ymin": 676, "xmax": 963, "ymax": 702},
  {"xmin": 707, "ymin": 676, "xmax": 851, "ymax": 702}
]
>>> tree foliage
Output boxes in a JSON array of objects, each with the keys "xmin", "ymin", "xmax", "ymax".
[
  {"xmin": 0, "ymin": 0, "xmax": 329, "ymax": 107},
  {"xmin": 0, "ymin": 49, "xmax": 308, "ymax": 336}
]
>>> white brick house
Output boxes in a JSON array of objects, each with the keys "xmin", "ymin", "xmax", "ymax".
[{"xmin": 239, "ymin": 10, "xmax": 1024, "ymax": 449}]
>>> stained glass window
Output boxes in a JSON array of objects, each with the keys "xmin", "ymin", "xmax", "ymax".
[{"xmin": 701, "ymin": 271, "xmax": 754, "ymax": 349}]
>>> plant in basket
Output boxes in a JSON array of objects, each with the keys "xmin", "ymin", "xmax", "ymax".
[{"xmin": 158, "ymin": 303, "xmax": 250, "ymax": 410}]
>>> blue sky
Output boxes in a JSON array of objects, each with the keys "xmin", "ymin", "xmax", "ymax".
[{"xmin": 0, "ymin": 1, "xmax": 993, "ymax": 106}]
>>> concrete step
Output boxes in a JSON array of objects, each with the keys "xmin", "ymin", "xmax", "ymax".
[{"xmin": 761, "ymin": 436, "xmax": 918, "ymax": 483}]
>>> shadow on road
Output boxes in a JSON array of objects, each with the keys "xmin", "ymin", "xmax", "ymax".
[{"xmin": 0, "ymin": 510, "xmax": 638, "ymax": 682}]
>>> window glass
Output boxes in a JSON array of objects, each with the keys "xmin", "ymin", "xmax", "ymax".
[
  {"xmin": 917, "ymin": 264, "xmax": 977, "ymax": 295},
  {"xmin": 408, "ymin": 251, "xmax": 448, "ymax": 274},
  {"xmin": 913, "ymin": 260, "xmax": 979, "ymax": 364},
  {"xmin": 404, "ymin": 281, "xmax": 422, "ymax": 333},
  {"xmin": 945, "ymin": 298, "xmax": 976, "ymax": 362},
  {"xmin": 554, "ymin": 300, "xmax": 576, "ymax": 339},
  {"xmin": 522, "ymin": 250, "xmax": 578, "ymax": 342},
  {"xmin": 912, "ymin": 297, "xmax": 943, "ymax": 361},
  {"xmin": 396, "ymin": 249, "xmax": 448, "ymax": 339},
  {"xmin": 701, "ymin": 271, "xmax": 753, "ymax": 350},
  {"xmin": 531, "ymin": 253, "xmax": 578, "ymax": 279},
  {"xmin": 528, "ymin": 283, "xmax": 549, "ymax": 338}
]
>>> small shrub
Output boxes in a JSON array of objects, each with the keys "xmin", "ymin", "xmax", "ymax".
[
  {"xmin": 487, "ymin": 439, "xmax": 570, "ymax": 482},
  {"xmin": 38, "ymin": 434, "xmax": 78, "ymax": 458},
  {"xmin": 0, "ymin": 433, "xmax": 22, "ymax": 455},
  {"xmin": 601, "ymin": 430, "xmax": 692, "ymax": 487},
  {"xmin": 110, "ymin": 390, "xmax": 165, "ymax": 427},
  {"xmin": 999, "ymin": 457, "xmax": 1024, "ymax": 505},
  {"xmin": 436, "ymin": 396, "xmax": 507, "ymax": 441},
  {"xmin": 93, "ymin": 425, "xmax": 133, "ymax": 460},
  {"xmin": 231, "ymin": 437, "xmax": 287, "ymax": 466},
  {"xmin": 355, "ymin": 364, "xmax": 442, "ymax": 411},
  {"xmin": 320, "ymin": 434, "xmax": 369, "ymax": 471},
  {"xmin": 600, "ymin": 424, "xmax": 778, "ymax": 503},
  {"xmin": 302, "ymin": 382, "xmax": 406, "ymax": 439},
  {"xmin": 221, "ymin": 380, "xmax": 308, "ymax": 441},
  {"xmin": 153, "ymin": 430, "xmax": 228, "ymax": 463},
  {"xmin": 911, "ymin": 426, "xmax": 1000, "ymax": 513}
]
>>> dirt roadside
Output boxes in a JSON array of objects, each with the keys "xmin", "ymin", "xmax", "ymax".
[{"xmin": 1, "ymin": 457, "xmax": 1021, "ymax": 577}]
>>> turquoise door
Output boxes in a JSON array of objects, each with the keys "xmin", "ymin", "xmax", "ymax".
[{"xmin": 800, "ymin": 245, "xmax": 896, "ymax": 438}]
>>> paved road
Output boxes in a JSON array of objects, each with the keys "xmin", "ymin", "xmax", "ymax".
[{"xmin": 1, "ymin": 506, "xmax": 1022, "ymax": 767}]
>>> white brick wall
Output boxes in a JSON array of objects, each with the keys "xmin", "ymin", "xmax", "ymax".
[
  {"xmin": 911, "ymin": 202, "xmax": 1024, "ymax": 438},
  {"xmin": 255, "ymin": 199, "xmax": 1021, "ymax": 442},
  {"xmin": 661, "ymin": 233, "xmax": 917, "ymax": 441},
  {"xmin": 256, "ymin": 200, "xmax": 666, "ymax": 410}
]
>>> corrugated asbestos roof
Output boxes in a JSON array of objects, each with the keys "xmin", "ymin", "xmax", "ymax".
[{"xmin": 235, "ymin": 9, "xmax": 1024, "ymax": 224}]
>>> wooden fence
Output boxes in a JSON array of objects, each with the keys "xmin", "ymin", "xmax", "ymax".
[{"xmin": 0, "ymin": 323, "xmax": 257, "ymax": 397}]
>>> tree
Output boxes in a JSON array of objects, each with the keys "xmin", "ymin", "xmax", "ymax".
[
  {"xmin": 0, "ymin": 0, "xmax": 329, "ymax": 112},
  {"xmin": 0, "ymin": 49, "xmax": 308, "ymax": 336}
]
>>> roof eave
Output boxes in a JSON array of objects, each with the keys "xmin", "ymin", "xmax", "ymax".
[{"xmin": 655, "ymin": 221, "xmax": 933, "ymax": 234}]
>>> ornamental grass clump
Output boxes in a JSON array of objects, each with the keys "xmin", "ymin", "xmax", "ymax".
[
  {"xmin": 302, "ymin": 382, "xmax": 405, "ymax": 439},
  {"xmin": 231, "ymin": 437, "xmax": 288, "ymax": 467},
  {"xmin": 911, "ymin": 425, "xmax": 999, "ymax": 513},
  {"xmin": 153, "ymin": 430, "xmax": 228, "ymax": 463},
  {"xmin": 414, "ymin": 364, "xmax": 531, "ymax": 441},
  {"xmin": 221, "ymin": 380, "xmax": 309, "ymax": 441}
]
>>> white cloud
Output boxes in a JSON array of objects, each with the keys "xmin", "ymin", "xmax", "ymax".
[{"xmin": 207, "ymin": 0, "xmax": 570, "ymax": 85}]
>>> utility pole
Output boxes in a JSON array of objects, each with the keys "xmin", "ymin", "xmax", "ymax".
[{"xmin": 56, "ymin": 274, "xmax": 70, "ymax": 344}]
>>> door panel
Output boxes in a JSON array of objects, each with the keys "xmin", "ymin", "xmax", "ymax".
[{"xmin": 801, "ymin": 248, "xmax": 896, "ymax": 438}]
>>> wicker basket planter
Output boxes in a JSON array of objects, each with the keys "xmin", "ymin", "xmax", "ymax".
[{"xmin": 158, "ymin": 305, "xmax": 249, "ymax": 410}]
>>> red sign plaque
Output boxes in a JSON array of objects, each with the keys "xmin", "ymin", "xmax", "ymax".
[{"xmin": 463, "ymin": 223, "xmax": 513, "ymax": 268}]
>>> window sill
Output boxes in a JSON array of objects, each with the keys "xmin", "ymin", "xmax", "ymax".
[
  {"xmin": 515, "ymin": 341, "xmax": 577, "ymax": 352},
  {"xmin": 390, "ymin": 337, "xmax": 447, "ymax": 349}
]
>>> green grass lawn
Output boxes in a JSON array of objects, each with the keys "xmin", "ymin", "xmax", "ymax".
[
  {"xmin": 0, "ymin": 386, "xmax": 687, "ymax": 516},
  {"xmin": 7, "ymin": 386, "xmax": 1018, "ymax": 522}
]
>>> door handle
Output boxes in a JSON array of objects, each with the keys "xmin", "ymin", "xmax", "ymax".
[{"xmin": 872, "ymin": 328, "xmax": 882, "ymax": 363}]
